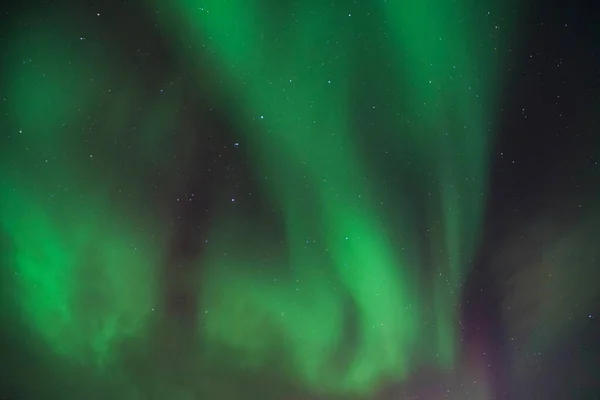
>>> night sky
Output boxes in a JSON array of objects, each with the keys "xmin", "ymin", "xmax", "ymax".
[{"xmin": 1, "ymin": 0, "xmax": 599, "ymax": 399}]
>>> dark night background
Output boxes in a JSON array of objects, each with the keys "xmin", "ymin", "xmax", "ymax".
[{"xmin": 1, "ymin": 0, "xmax": 599, "ymax": 399}]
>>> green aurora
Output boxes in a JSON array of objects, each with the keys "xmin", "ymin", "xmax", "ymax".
[
  {"xmin": 158, "ymin": 0, "xmax": 513, "ymax": 395},
  {"xmin": 0, "ymin": 0, "xmax": 531, "ymax": 398}
]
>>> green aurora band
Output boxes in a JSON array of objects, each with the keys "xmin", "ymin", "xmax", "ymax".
[
  {"xmin": 1, "ymin": 0, "xmax": 515, "ymax": 397},
  {"xmin": 157, "ymin": 0, "xmax": 513, "ymax": 395}
]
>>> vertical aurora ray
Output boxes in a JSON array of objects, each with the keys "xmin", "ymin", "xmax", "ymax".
[
  {"xmin": 154, "ymin": 0, "xmax": 515, "ymax": 395},
  {"xmin": 382, "ymin": 0, "xmax": 513, "ymax": 369}
]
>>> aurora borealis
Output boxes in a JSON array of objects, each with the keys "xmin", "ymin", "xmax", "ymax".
[{"xmin": 1, "ymin": 0, "xmax": 600, "ymax": 399}]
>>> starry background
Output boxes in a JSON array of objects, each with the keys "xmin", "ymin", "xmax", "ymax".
[{"xmin": 1, "ymin": 0, "xmax": 599, "ymax": 399}]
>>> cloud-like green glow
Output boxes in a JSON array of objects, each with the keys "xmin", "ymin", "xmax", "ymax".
[
  {"xmin": 1, "ymin": 15, "xmax": 171, "ymax": 369},
  {"xmin": 2, "ymin": 179, "xmax": 163, "ymax": 367}
]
